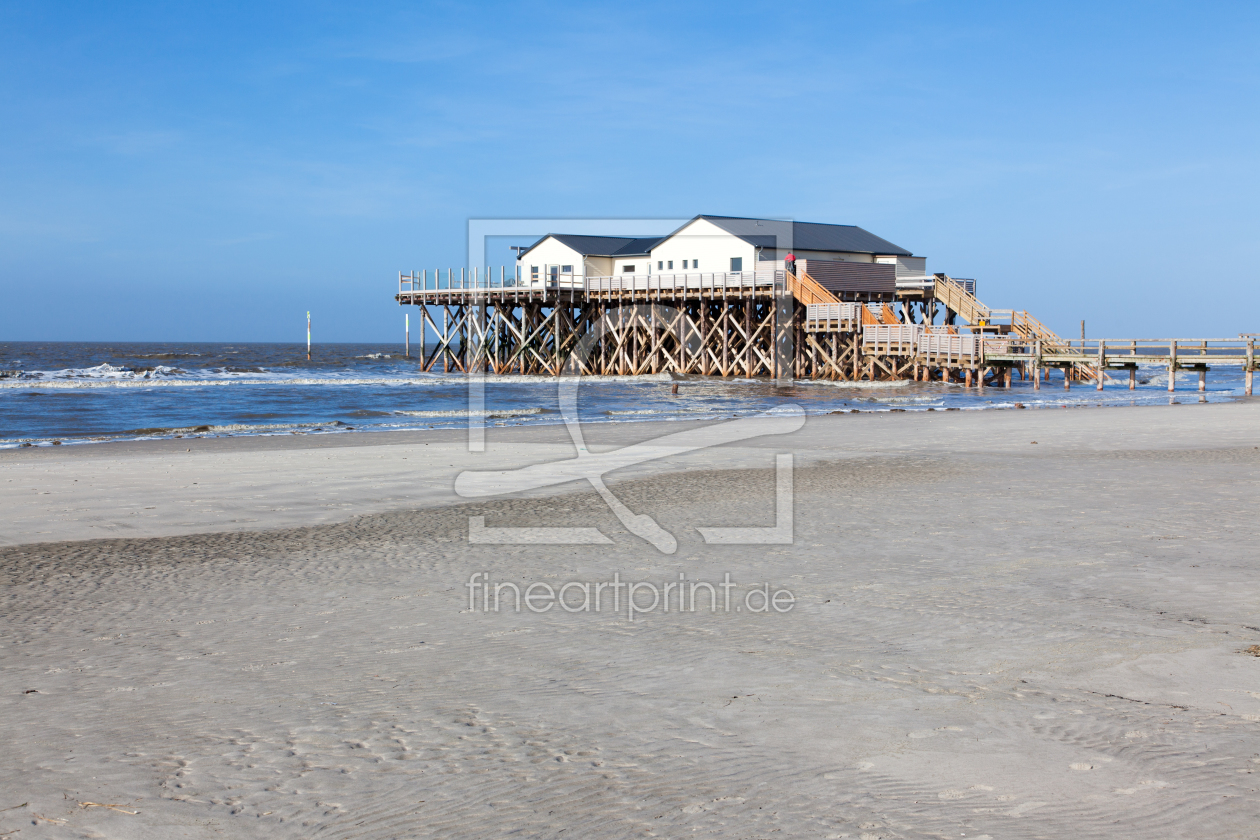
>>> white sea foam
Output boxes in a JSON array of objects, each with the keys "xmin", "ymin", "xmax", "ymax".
[
  {"xmin": 392, "ymin": 408, "xmax": 548, "ymax": 418},
  {"xmin": 11, "ymin": 362, "xmax": 187, "ymax": 382},
  {"xmin": 799, "ymin": 379, "xmax": 913, "ymax": 389},
  {"xmin": 0, "ymin": 371, "xmax": 676, "ymax": 390},
  {"xmin": 605, "ymin": 407, "xmax": 714, "ymax": 415},
  {"xmin": 0, "ymin": 419, "xmax": 360, "ymax": 448}
]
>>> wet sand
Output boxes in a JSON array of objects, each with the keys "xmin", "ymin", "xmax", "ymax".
[{"xmin": 2, "ymin": 403, "xmax": 1259, "ymax": 838}]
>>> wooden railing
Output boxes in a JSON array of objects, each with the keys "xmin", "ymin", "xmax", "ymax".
[
  {"xmin": 399, "ymin": 267, "xmax": 523, "ymax": 294},
  {"xmin": 786, "ymin": 270, "xmax": 839, "ymax": 306},
  {"xmin": 982, "ymin": 336, "xmax": 1257, "ymax": 393},
  {"xmin": 804, "ymin": 302, "xmax": 861, "ymax": 331},
  {"xmin": 860, "ymin": 324, "xmax": 984, "ymax": 363},
  {"xmin": 920, "ymin": 332, "xmax": 982, "ymax": 365},
  {"xmin": 397, "ymin": 269, "xmax": 785, "ymax": 297},
  {"xmin": 988, "ymin": 337, "xmax": 1258, "ymax": 364},
  {"xmin": 862, "ymin": 324, "xmax": 922, "ymax": 356},
  {"xmin": 584, "ymin": 270, "xmax": 780, "ymax": 295}
]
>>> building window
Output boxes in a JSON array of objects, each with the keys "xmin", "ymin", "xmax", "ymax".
[
  {"xmin": 657, "ymin": 261, "xmax": 663, "ymax": 270},
  {"xmin": 693, "ymin": 259, "xmax": 699, "ymax": 269},
  {"xmin": 667, "ymin": 261, "xmax": 673, "ymax": 270},
  {"xmin": 531, "ymin": 266, "xmax": 539, "ymax": 278},
  {"xmin": 730, "ymin": 257, "xmax": 743, "ymax": 271},
  {"xmin": 622, "ymin": 264, "xmax": 636, "ymax": 273},
  {"xmin": 561, "ymin": 265, "xmax": 572, "ymax": 274}
]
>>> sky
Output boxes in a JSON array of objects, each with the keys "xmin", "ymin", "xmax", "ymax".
[{"xmin": 1, "ymin": 0, "xmax": 1258, "ymax": 342}]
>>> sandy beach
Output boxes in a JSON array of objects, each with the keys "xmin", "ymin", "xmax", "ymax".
[{"xmin": 2, "ymin": 403, "xmax": 1259, "ymax": 839}]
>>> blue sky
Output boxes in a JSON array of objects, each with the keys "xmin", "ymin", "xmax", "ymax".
[{"xmin": 1, "ymin": 1, "xmax": 1258, "ymax": 342}]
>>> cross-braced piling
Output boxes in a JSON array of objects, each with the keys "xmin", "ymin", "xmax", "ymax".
[{"xmin": 396, "ymin": 268, "xmax": 1258, "ymax": 395}]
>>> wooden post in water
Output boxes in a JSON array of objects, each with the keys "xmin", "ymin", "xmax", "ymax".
[
  {"xmin": 1096, "ymin": 341, "xmax": 1105, "ymax": 390},
  {"xmin": 1004, "ymin": 367, "xmax": 1012, "ymax": 388},
  {"xmin": 1247, "ymin": 339, "xmax": 1255, "ymax": 397},
  {"xmin": 1168, "ymin": 340, "xmax": 1177, "ymax": 392},
  {"xmin": 1199, "ymin": 368, "xmax": 1207, "ymax": 392},
  {"xmin": 1032, "ymin": 340, "xmax": 1041, "ymax": 391},
  {"xmin": 965, "ymin": 368, "xmax": 972, "ymax": 387}
]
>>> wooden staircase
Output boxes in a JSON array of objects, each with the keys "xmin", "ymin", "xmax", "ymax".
[
  {"xmin": 933, "ymin": 275, "xmax": 991, "ymax": 327},
  {"xmin": 933, "ymin": 275, "xmax": 1090, "ymax": 377},
  {"xmin": 786, "ymin": 270, "xmax": 840, "ymax": 306}
]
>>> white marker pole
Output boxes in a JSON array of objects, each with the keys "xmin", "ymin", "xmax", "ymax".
[
  {"xmin": 405, "ymin": 312, "xmax": 410, "ymax": 358},
  {"xmin": 307, "ymin": 311, "xmax": 311, "ymax": 360}
]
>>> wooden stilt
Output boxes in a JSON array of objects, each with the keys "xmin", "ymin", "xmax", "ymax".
[
  {"xmin": 1248, "ymin": 340, "xmax": 1255, "ymax": 397},
  {"xmin": 1168, "ymin": 340, "xmax": 1176, "ymax": 392}
]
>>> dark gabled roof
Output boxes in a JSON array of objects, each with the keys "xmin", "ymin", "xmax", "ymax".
[
  {"xmin": 679, "ymin": 215, "xmax": 913, "ymax": 257},
  {"xmin": 789, "ymin": 220, "xmax": 912, "ymax": 256},
  {"xmin": 515, "ymin": 217, "xmax": 913, "ymax": 261},
  {"xmin": 606, "ymin": 236, "xmax": 664, "ymax": 257},
  {"xmin": 517, "ymin": 234, "xmax": 664, "ymax": 261}
]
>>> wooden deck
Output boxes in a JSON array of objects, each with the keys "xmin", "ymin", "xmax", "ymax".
[{"xmin": 395, "ymin": 269, "xmax": 1257, "ymax": 393}]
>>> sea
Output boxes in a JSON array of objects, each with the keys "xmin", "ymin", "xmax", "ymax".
[{"xmin": 0, "ymin": 341, "xmax": 1246, "ymax": 448}]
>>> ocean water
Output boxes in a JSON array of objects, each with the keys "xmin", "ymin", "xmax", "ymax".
[{"xmin": 0, "ymin": 341, "xmax": 1246, "ymax": 448}]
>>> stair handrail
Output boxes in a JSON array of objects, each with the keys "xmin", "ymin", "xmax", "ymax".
[
  {"xmin": 786, "ymin": 270, "xmax": 840, "ymax": 306},
  {"xmin": 933, "ymin": 275, "xmax": 991, "ymax": 325}
]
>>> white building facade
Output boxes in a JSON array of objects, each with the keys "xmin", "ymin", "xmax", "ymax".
[{"xmin": 514, "ymin": 215, "xmax": 926, "ymax": 294}]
